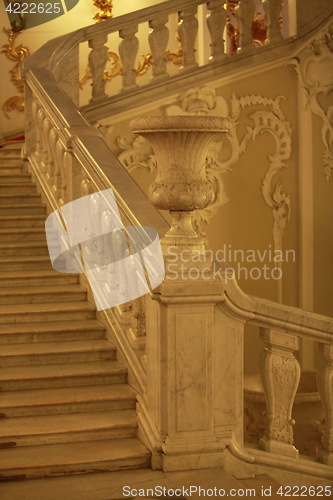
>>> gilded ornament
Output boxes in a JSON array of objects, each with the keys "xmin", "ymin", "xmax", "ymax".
[{"xmin": 1, "ymin": 27, "xmax": 30, "ymax": 118}]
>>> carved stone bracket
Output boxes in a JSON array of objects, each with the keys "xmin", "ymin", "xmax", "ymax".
[
  {"xmin": 259, "ymin": 328, "xmax": 301, "ymax": 458},
  {"xmin": 291, "ymin": 24, "xmax": 333, "ymax": 181},
  {"xmin": 317, "ymin": 343, "xmax": 333, "ymax": 465}
]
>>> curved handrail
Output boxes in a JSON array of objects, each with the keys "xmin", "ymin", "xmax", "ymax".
[{"xmin": 221, "ymin": 273, "xmax": 333, "ymax": 342}]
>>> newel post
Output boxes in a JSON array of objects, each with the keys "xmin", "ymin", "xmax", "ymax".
[{"xmin": 130, "ymin": 116, "xmax": 247, "ymax": 471}]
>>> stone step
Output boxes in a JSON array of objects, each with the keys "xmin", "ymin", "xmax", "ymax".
[
  {"xmin": 0, "ymin": 166, "xmax": 24, "ymax": 174},
  {"xmin": 0, "ymin": 410, "xmax": 137, "ymax": 447},
  {"xmin": 0, "ymin": 144, "xmax": 23, "ymax": 154},
  {"xmin": 0, "ymin": 173, "xmax": 31, "ymax": 183},
  {"xmin": 0, "ymin": 270, "xmax": 79, "ymax": 287},
  {"xmin": 0, "ymin": 193, "xmax": 41, "ymax": 205},
  {"xmin": 0, "ymin": 183, "xmax": 36, "ymax": 194},
  {"xmin": 0, "ymin": 255, "xmax": 52, "ymax": 271},
  {"xmin": 0, "ymin": 227, "xmax": 46, "ymax": 242},
  {"xmin": 0, "ymin": 284, "xmax": 86, "ymax": 305},
  {"xmin": 0, "ymin": 241, "xmax": 49, "ymax": 256},
  {"xmin": 0, "ymin": 384, "xmax": 136, "ymax": 417},
  {"xmin": 0, "ymin": 203, "xmax": 46, "ymax": 215},
  {"xmin": 0, "ymin": 339, "xmax": 115, "ymax": 366},
  {"xmin": 0, "ymin": 438, "xmax": 150, "ymax": 479},
  {"xmin": 0, "ymin": 319, "xmax": 105, "ymax": 344},
  {"xmin": 0, "ymin": 215, "xmax": 45, "ymax": 227},
  {"xmin": 0, "ymin": 360, "xmax": 127, "ymax": 391},
  {"xmin": 0, "ymin": 148, "xmax": 21, "ymax": 157},
  {"xmin": 0, "ymin": 301, "xmax": 96, "ymax": 324}
]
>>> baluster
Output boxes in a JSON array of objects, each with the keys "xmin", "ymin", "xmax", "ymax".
[
  {"xmin": 88, "ymin": 34, "xmax": 109, "ymax": 102},
  {"xmin": 317, "ymin": 343, "xmax": 333, "ymax": 465},
  {"xmin": 263, "ymin": 0, "xmax": 283, "ymax": 44},
  {"xmin": 119, "ymin": 24, "xmax": 139, "ymax": 91},
  {"xmin": 128, "ymin": 296, "xmax": 146, "ymax": 350},
  {"xmin": 259, "ymin": 328, "xmax": 300, "ymax": 458},
  {"xmin": 236, "ymin": 0, "xmax": 255, "ymax": 53},
  {"xmin": 149, "ymin": 14, "xmax": 169, "ymax": 79},
  {"xmin": 37, "ymin": 108, "xmax": 48, "ymax": 174},
  {"xmin": 42, "ymin": 117, "xmax": 52, "ymax": 175},
  {"xmin": 48, "ymin": 128, "xmax": 58, "ymax": 189},
  {"xmin": 206, "ymin": 0, "xmax": 228, "ymax": 62},
  {"xmin": 178, "ymin": 6, "xmax": 198, "ymax": 69},
  {"xmin": 31, "ymin": 101, "xmax": 43, "ymax": 163}
]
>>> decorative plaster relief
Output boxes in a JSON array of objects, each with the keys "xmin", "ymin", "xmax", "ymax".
[{"xmin": 292, "ymin": 24, "xmax": 333, "ymax": 181}]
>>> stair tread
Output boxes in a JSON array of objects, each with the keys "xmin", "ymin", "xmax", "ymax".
[
  {"xmin": 0, "ymin": 301, "xmax": 95, "ymax": 314},
  {"xmin": 0, "ymin": 193, "xmax": 40, "ymax": 198},
  {"xmin": 0, "ymin": 255, "xmax": 50, "ymax": 263},
  {"xmin": 0, "ymin": 410, "xmax": 137, "ymax": 437},
  {"xmin": 0, "ymin": 227, "xmax": 45, "ymax": 234},
  {"xmin": 0, "ymin": 269, "xmax": 75, "ymax": 278},
  {"xmin": 0, "ymin": 241, "xmax": 47, "ymax": 248},
  {"xmin": 0, "ymin": 384, "xmax": 136, "ymax": 408},
  {"xmin": 0, "ymin": 438, "xmax": 149, "ymax": 470},
  {"xmin": 0, "ymin": 360, "xmax": 126, "ymax": 381},
  {"xmin": 0, "ymin": 182, "xmax": 35, "ymax": 186},
  {"xmin": 0, "ymin": 319, "xmax": 104, "ymax": 334},
  {"xmin": 0, "ymin": 203, "xmax": 45, "ymax": 208},
  {"xmin": 0, "ymin": 339, "xmax": 115, "ymax": 357},
  {"xmin": 0, "ymin": 215, "xmax": 45, "ymax": 220},
  {"xmin": 0, "ymin": 284, "xmax": 85, "ymax": 295},
  {"xmin": 0, "ymin": 175, "xmax": 31, "ymax": 180}
]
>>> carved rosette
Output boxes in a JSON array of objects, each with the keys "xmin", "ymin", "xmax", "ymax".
[
  {"xmin": 130, "ymin": 115, "xmax": 229, "ymax": 264},
  {"xmin": 259, "ymin": 328, "xmax": 301, "ymax": 458}
]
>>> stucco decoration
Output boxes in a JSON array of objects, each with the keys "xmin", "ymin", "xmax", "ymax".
[
  {"xmin": 117, "ymin": 135, "xmax": 157, "ymax": 174},
  {"xmin": 226, "ymin": 92, "xmax": 292, "ymax": 268},
  {"xmin": 292, "ymin": 23, "xmax": 333, "ymax": 181}
]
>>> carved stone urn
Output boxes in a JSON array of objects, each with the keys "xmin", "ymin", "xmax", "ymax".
[{"xmin": 130, "ymin": 115, "xmax": 229, "ymax": 271}]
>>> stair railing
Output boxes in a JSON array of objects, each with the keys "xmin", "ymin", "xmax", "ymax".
[{"xmin": 221, "ymin": 276, "xmax": 333, "ymax": 475}]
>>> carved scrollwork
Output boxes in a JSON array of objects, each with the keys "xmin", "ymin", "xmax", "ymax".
[
  {"xmin": 117, "ymin": 135, "xmax": 157, "ymax": 173},
  {"xmin": 291, "ymin": 24, "xmax": 333, "ymax": 181},
  {"xmin": 265, "ymin": 406, "xmax": 294, "ymax": 443},
  {"xmin": 259, "ymin": 329, "xmax": 300, "ymax": 457}
]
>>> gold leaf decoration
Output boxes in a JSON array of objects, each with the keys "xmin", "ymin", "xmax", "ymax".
[
  {"xmin": 93, "ymin": 0, "xmax": 113, "ymax": 22},
  {"xmin": 1, "ymin": 27, "xmax": 30, "ymax": 118}
]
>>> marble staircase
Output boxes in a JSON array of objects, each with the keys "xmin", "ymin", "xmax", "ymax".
[{"xmin": 0, "ymin": 142, "xmax": 150, "ymax": 479}]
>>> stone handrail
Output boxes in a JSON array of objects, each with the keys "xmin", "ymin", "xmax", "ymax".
[{"xmin": 223, "ymin": 276, "xmax": 333, "ymax": 471}]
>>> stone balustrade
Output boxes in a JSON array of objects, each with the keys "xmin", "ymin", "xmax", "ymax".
[{"xmin": 22, "ymin": 0, "xmax": 333, "ymax": 478}]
